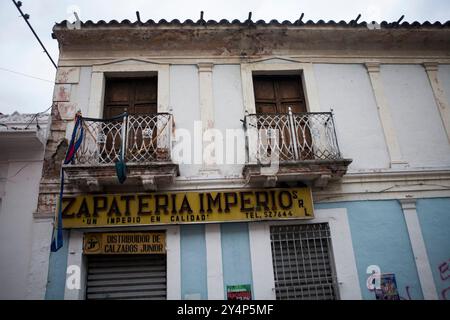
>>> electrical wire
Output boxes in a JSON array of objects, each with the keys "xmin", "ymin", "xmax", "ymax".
[
  {"xmin": 6, "ymin": 163, "xmax": 30, "ymax": 181},
  {"xmin": 24, "ymin": 104, "xmax": 52, "ymax": 129},
  {"xmin": 316, "ymin": 182, "xmax": 450, "ymax": 202},
  {"xmin": 0, "ymin": 66, "xmax": 53, "ymax": 83}
]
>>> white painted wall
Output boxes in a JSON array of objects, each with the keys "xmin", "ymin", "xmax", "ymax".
[
  {"xmin": 68, "ymin": 62, "xmax": 450, "ymax": 176},
  {"xmin": 0, "ymin": 159, "xmax": 44, "ymax": 299},
  {"xmin": 77, "ymin": 67, "xmax": 93, "ymax": 115},
  {"xmin": 169, "ymin": 65, "xmax": 202, "ymax": 178},
  {"xmin": 205, "ymin": 224, "xmax": 224, "ymax": 299},
  {"xmin": 0, "ymin": 164, "xmax": 7, "ymax": 198},
  {"xmin": 64, "ymin": 67, "xmax": 92, "ymax": 140},
  {"xmin": 313, "ymin": 64, "xmax": 390, "ymax": 171},
  {"xmin": 381, "ymin": 65, "xmax": 450, "ymax": 168},
  {"xmin": 26, "ymin": 218, "xmax": 53, "ymax": 299},
  {"xmin": 438, "ymin": 65, "xmax": 450, "ymax": 108},
  {"xmin": 212, "ymin": 64, "xmax": 246, "ymax": 177}
]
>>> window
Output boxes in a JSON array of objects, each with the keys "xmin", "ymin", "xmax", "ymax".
[{"xmin": 270, "ymin": 223, "xmax": 339, "ymax": 300}]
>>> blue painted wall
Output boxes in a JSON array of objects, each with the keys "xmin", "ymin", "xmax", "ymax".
[
  {"xmin": 45, "ymin": 198, "xmax": 447, "ymax": 301},
  {"xmin": 316, "ymin": 200, "xmax": 423, "ymax": 300},
  {"xmin": 180, "ymin": 224, "xmax": 208, "ymax": 299},
  {"xmin": 416, "ymin": 198, "xmax": 450, "ymax": 300},
  {"xmin": 221, "ymin": 223, "xmax": 253, "ymax": 299},
  {"xmin": 45, "ymin": 230, "xmax": 69, "ymax": 300}
]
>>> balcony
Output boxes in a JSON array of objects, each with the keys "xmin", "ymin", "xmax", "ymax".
[
  {"xmin": 63, "ymin": 113, "xmax": 178, "ymax": 191},
  {"xmin": 242, "ymin": 109, "xmax": 352, "ymax": 187}
]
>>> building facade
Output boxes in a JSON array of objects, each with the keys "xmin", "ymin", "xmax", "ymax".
[
  {"xmin": 22, "ymin": 17, "xmax": 450, "ymax": 300},
  {"xmin": 0, "ymin": 112, "xmax": 48, "ymax": 299}
]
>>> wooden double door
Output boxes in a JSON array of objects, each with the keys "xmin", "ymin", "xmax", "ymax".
[
  {"xmin": 104, "ymin": 77, "xmax": 157, "ymax": 118},
  {"xmin": 102, "ymin": 77, "xmax": 159, "ymax": 162}
]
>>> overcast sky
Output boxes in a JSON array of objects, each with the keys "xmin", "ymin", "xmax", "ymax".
[{"xmin": 0, "ymin": 0, "xmax": 449, "ymax": 115}]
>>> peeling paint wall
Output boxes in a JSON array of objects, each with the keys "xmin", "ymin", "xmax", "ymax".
[
  {"xmin": 36, "ymin": 66, "xmax": 87, "ymax": 217},
  {"xmin": 27, "ymin": 67, "xmax": 90, "ymax": 300}
]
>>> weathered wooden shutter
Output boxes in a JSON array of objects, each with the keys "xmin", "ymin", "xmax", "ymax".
[
  {"xmin": 270, "ymin": 223, "xmax": 339, "ymax": 300},
  {"xmin": 86, "ymin": 254, "xmax": 166, "ymax": 300}
]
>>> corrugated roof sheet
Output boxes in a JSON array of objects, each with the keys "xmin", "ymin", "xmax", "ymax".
[{"xmin": 53, "ymin": 18, "xmax": 450, "ymax": 29}]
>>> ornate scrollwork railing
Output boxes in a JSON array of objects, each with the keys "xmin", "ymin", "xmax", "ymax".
[
  {"xmin": 244, "ymin": 108, "xmax": 341, "ymax": 162},
  {"xmin": 73, "ymin": 113, "xmax": 172, "ymax": 165}
]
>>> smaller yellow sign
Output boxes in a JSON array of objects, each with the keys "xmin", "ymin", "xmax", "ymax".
[{"xmin": 83, "ymin": 232, "xmax": 165, "ymax": 255}]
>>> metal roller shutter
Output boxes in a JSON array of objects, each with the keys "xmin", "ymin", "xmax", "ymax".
[
  {"xmin": 270, "ymin": 223, "xmax": 339, "ymax": 300},
  {"xmin": 86, "ymin": 254, "xmax": 166, "ymax": 300}
]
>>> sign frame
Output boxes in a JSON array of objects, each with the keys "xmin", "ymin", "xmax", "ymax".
[
  {"xmin": 83, "ymin": 231, "xmax": 166, "ymax": 255},
  {"xmin": 62, "ymin": 188, "xmax": 314, "ymax": 229}
]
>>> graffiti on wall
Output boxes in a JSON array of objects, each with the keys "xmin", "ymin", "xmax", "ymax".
[
  {"xmin": 438, "ymin": 259, "xmax": 450, "ymax": 300},
  {"xmin": 367, "ymin": 259, "xmax": 450, "ymax": 300},
  {"xmin": 399, "ymin": 286, "xmax": 412, "ymax": 300}
]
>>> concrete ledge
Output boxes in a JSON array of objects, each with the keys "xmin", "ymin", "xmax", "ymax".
[
  {"xmin": 242, "ymin": 159, "xmax": 352, "ymax": 187},
  {"xmin": 63, "ymin": 162, "xmax": 179, "ymax": 192}
]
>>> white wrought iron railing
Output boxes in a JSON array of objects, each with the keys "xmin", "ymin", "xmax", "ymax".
[
  {"xmin": 244, "ymin": 108, "xmax": 341, "ymax": 162},
  {"xmin": 72, "ymin": 113, "xmax": 173, "ymax": 165}
]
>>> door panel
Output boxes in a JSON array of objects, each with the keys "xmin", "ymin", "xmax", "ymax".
[
  {"xmin": 254, "ymin": 77, "xmax": 277, "ymax": 114},
  {"xmin": 134, "ymin": 78, "xmax": 157, "ymax": 102},
  {"xmin": 256, "ymin": 103, "xmax": 278, "ymax": 114},
  {"xmin": 105, "ymin": 80, "xmax": 130, "ymax": 104},
  {"xmin": 254, "ymin": 78, "xmax": 277, "ymax": 100}
]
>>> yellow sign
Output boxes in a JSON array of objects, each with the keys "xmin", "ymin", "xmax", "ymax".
[
  {"xmin": 83, "ymin": 232, "xmax": 165, "ymax": 255},
  {"xmin": 62, "ymin": 188, "xmax": 314, "ymax": 228}
]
